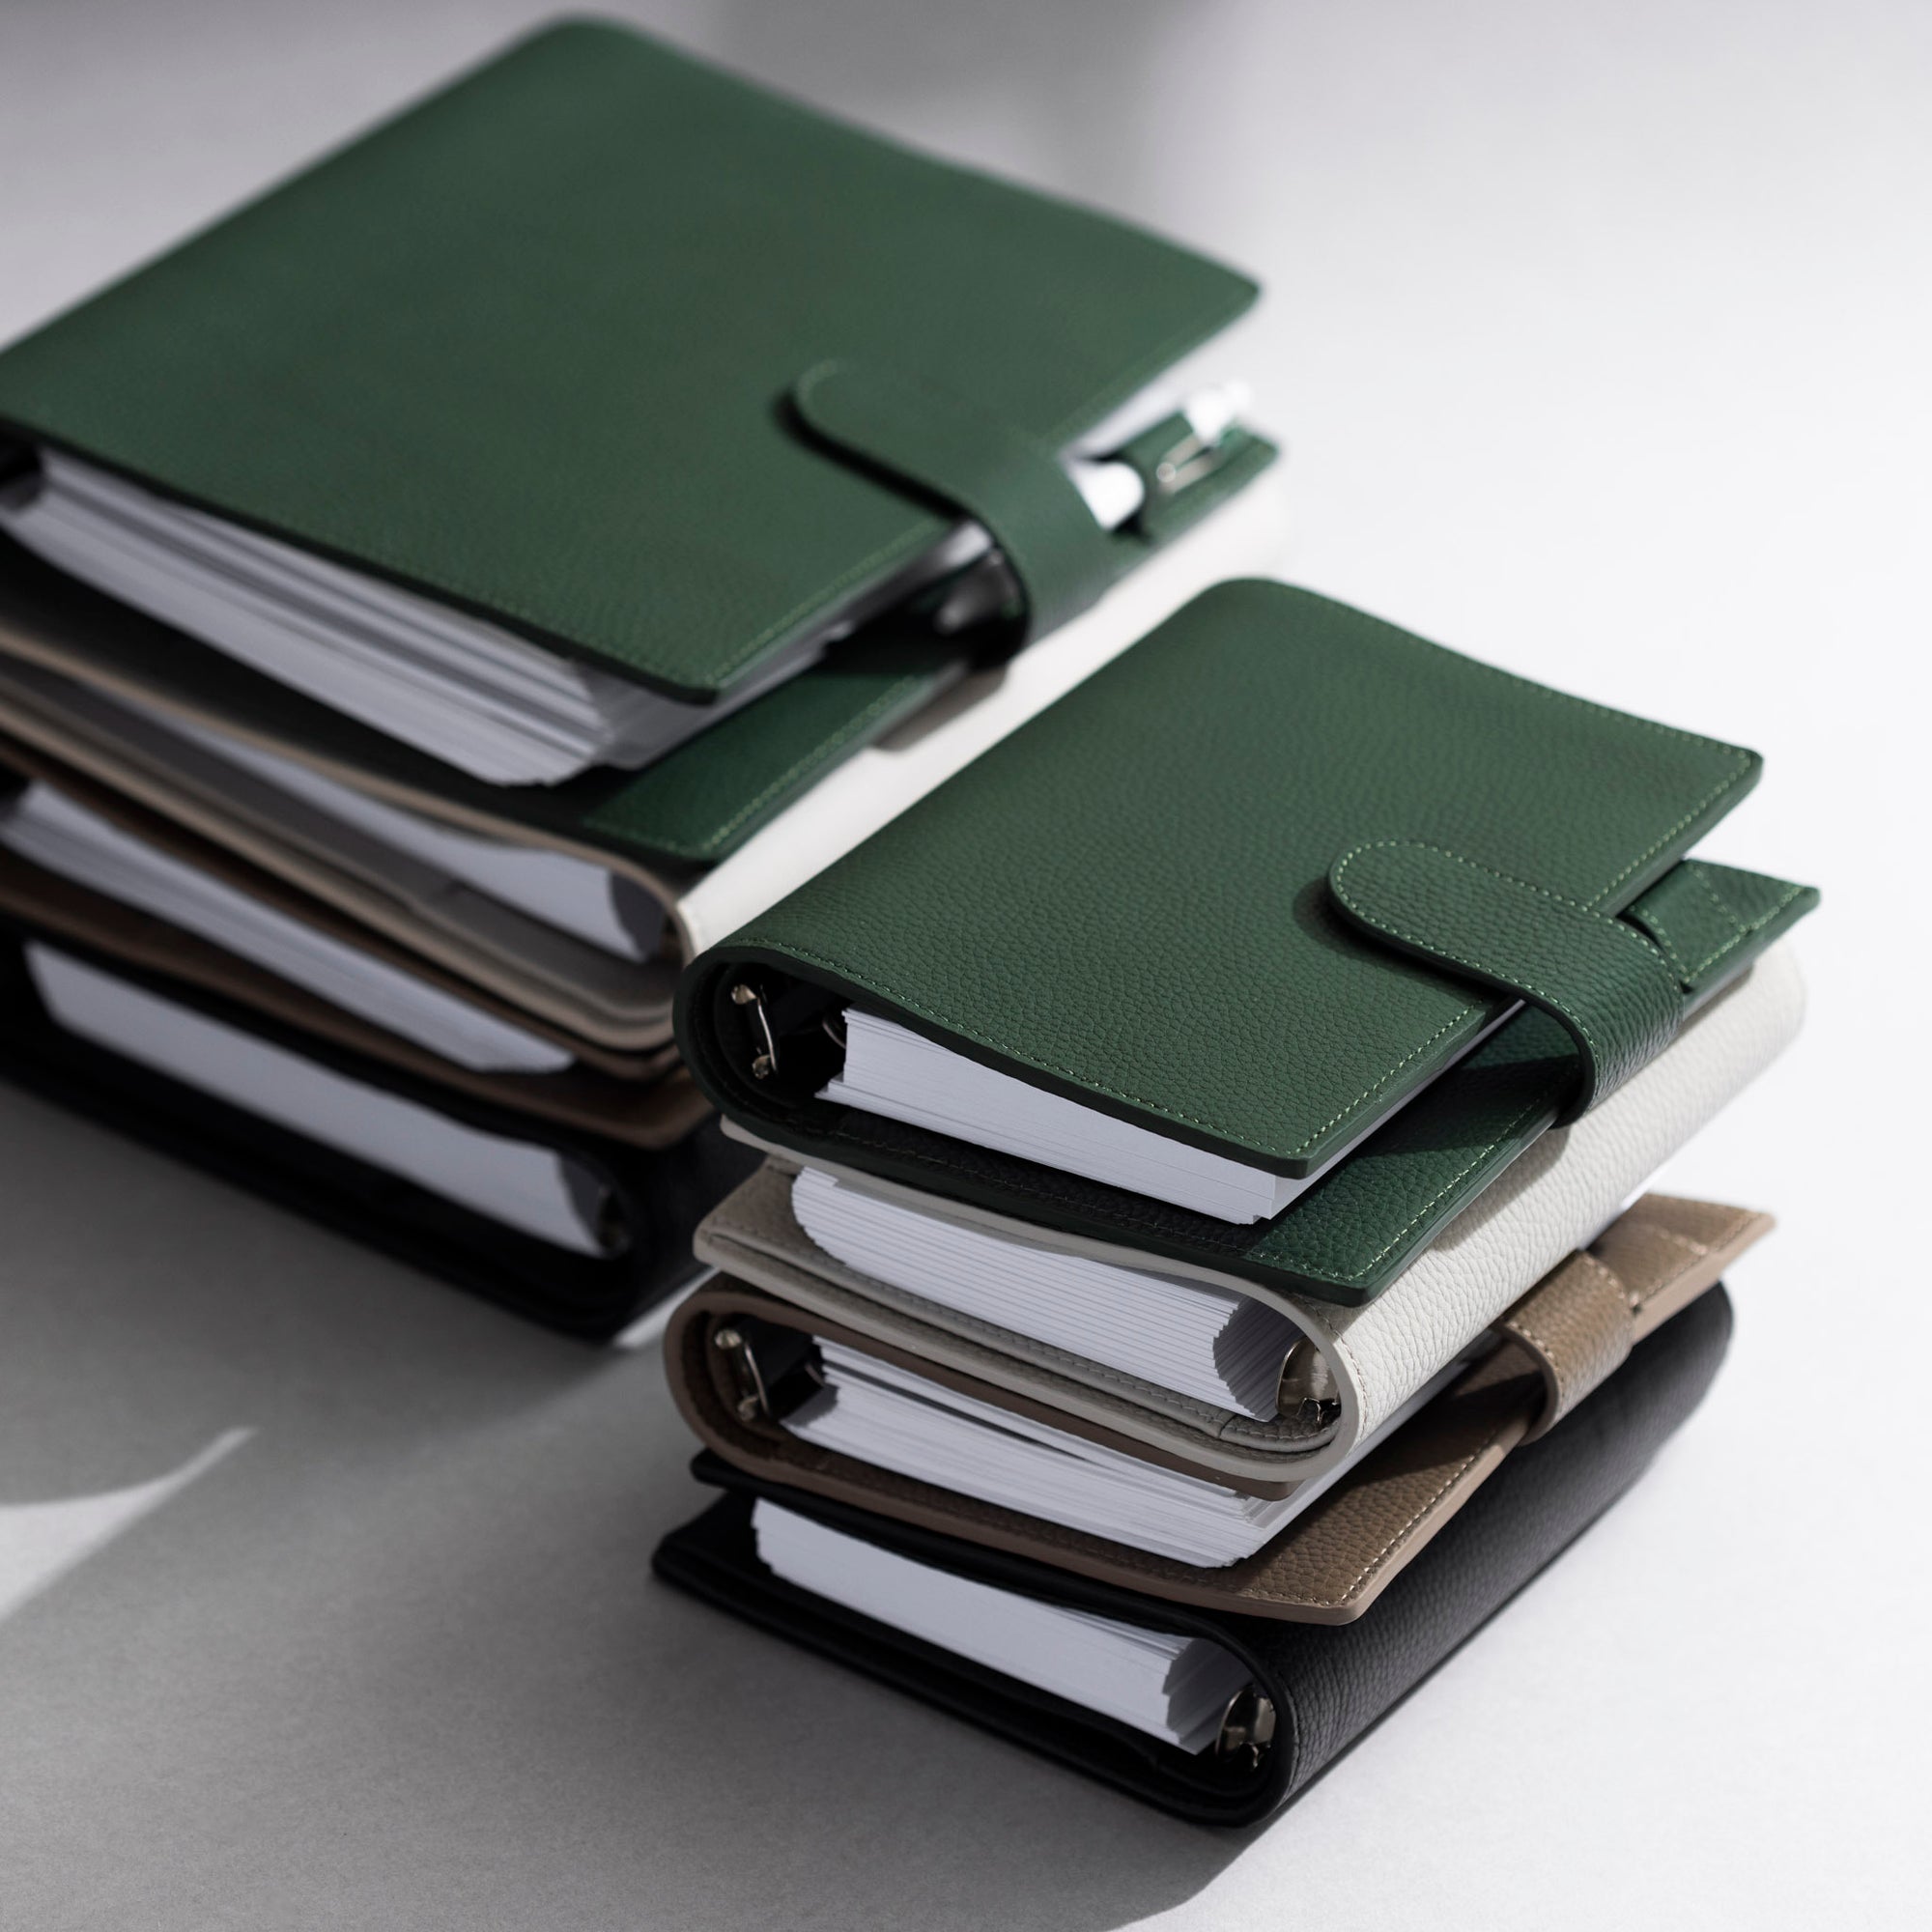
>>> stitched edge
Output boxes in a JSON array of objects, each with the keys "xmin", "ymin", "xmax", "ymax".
[
  {"xmin": 5, "ymin": 230, "xmax": 1253, "ymax": 691},
  {"xmin": 1636, "ymin": 898, "xmax": 1696, "ymax": 981},
  {"xmin": 733, "ymin": 697, "xmax": 1753, "ymax": 1162},
  {"xmin": 1628, "ymin": 867, "xmax": 1806, "ymax": 987},
  {"xmin": 766, "ymin": 932, "xmax": 1483, "ymax": 1161},
  {"xmin": 727, "ymin": 1204, "xmax": 1753, "ymax": 1612},
  {"xmin": 1502, "ymin": 1258, "xmax": 1629, "ymax": 1418},
  {"xmin": 1330, "ymin": 840, "xmax": 1681, "ymax": 1093},
  {"xmin": 1621, "ymin": 1205, "xmax": 1759, "ymax": 1318},
  {"xmin": 1679, "ymin": 880, "xmax": 1806, "ymax": 982},
  {"xmin": 618, "ymin": 670, "xmax": 936, "ymax": 862},
  {"xmin": 1241, "ymin": 1428, "xmax": 1510, "ymax": 1608},
  {"xmin": 795, "ymin": 359, "xmax": 1122, "ymax": 636}
]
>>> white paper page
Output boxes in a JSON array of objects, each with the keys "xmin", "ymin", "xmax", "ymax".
[
  {"xmin": 785, "ymin": 1339, "xmax": 1472, "ymax": 1565},
  {"xmin": 25, "ymin": 946, "xmax": 616, "ymax": 1255},
  {"xmin": 1, "ymin": 781, "xmax": 571, "ymax": 1074},
  {"xmin": 159, "ymin": 711, "xmax": 664, "ymax": 961},
  {"xmin": 0, "ymin": 659, "xmax": 668, "ymax": 991},
  {"xmin": 752, "ymin": 1499, "xmax": 1251, "ymax": 1751},
  {"xmin": 0, "ymin": 384, "xmax": 1247, "ymax": 785},
  {"xmin": 0, "ymin": 453, "xmax": 817, "ymax": 784},
  {"xmin": 793, "ymin": 1166, "xmax": 1299, "ymax": 1416},
  {"xmin": 820, "ymin": 1001, "xmax": 1517, "ymax": 1224}
]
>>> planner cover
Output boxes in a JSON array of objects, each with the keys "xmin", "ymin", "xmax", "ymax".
[
  {"xmin": 678, "ymin": 582, "xmax": 1814, "ymax": 1261},
  {"xmin": 0, "ymin": 452, "xmax": 1280, "ymax": 1047},
  {"xmin": 720, "ymin": 877, "xmax": 1806, "ymax": 1306},
  {"xmin": 0, "ymin": 20, "xmax": 1261, "ymax": 699},
  {"xmin": 666, "ymin": 1196, "xmax": 1768, "ymax": 1607},
  {"xmin": 653, "ymin": 1281, "xmax": 1733, "ymax": 1823}
]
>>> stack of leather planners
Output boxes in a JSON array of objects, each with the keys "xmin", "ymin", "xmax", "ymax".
[
  {"xmin": 656, "ymin": 579, "xmax": 1817, "ymax": 1822},
  {"xmin": 0, "ymin": 21, "xmax": 1287, "ymax": 1335}
]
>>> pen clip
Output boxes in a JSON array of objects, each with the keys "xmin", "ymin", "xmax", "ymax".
[{"xmin": 1152, "ymin": 425, "xmax": 1233, "ymax": 497}]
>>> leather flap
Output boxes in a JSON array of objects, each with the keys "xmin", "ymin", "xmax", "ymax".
[
  {"xmin": 1328, "ymin": 838, "xmax": 1686, "ymax": 1122},
  {"xmin": 792, "ymin": 358, "xmax": 1123, "ymax": 647},
  {"xmin": 1492, "ymin": 1251, "xmax": 1634, "ymax": 1439},
  {"xmin": 1496, "ymin": 1192, "xmax": 1774, "ymax": 1437},
  {"xmin": 1620, "ymin": 858, "xmax": 1821, "ymax": 1000}
]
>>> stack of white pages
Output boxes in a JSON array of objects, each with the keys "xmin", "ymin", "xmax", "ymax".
[
  {"xmin": 159, "ymin": 706, "xmax": 667, "ymax": 960},
  {"xmin": 792, "ymin": 1165, "xmax": 1302, "ymax": 1416},
  {"xmin": 0, "ymin": 780, "xmax": 572, "ymax": 1074},
  {"xmin": 783, "ymin": 1338, "xmax": 1470, "ymax": 1566},
  {"xmin": 0, "ymin": 387, "xmax": 1246, "ymax": 787},
  {"xmin": 752, "ymin": 1498, "xmax": 1252, "ymax": 1750},
  {"xmin": 821, "ymin": 1004, "xmax": 1515, "ymax": 1222},
  {"xmin": 0, "ymin": 451, "xmax": 822, "ymax": 787},
  {"xmin": 0, "ymin": 19, "xmax": 1287, "ymax": 1333},
  {"xmin": 26, "ymin": 946, "xmax": 617, "ymax": 1254},
  {"xmin": 0, "ymin": 657, "xmax": 676, "ymax": 1000}
]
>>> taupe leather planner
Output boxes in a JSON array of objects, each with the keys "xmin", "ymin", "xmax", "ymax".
[{"xmin": 664, "ymin": 1193, "xmax": 1769, "ymax": 1616}]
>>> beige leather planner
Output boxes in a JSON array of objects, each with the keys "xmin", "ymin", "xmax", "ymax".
[{"xmin": 665, "ymin": 1194, "xmax": 1770, "ymax": 1622}]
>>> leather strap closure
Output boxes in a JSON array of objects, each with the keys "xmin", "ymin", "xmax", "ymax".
[
  {"xmin": 1493, "ymin": 1251, "xmax": 1634, "ymax": 1440},
  {"xmin": 792, "ymin": 358, "xmax": 1122, "ymax": 647},
  {"xmin": 1327, "ymin": 839, "xmax": 1685, "ymax": 1122},
  {"xmin": 1495, "ymin": 1192, "xmax": 1775, "ymax": 1438}
]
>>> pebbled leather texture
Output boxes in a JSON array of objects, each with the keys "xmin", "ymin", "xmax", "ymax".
[
  {"xmin": 0, "ymin": 456, "xmax": 1282, "ymax": 1056},
  {"xmin": 697, "ymin": 941, "xmax": 1802, "ymax": 1477},
  {"xmin": 1328, "ymin": 838, "xmax": 1687, "ymax": 1120},
  {"xmin": 666, "ymin": 1200, "xmax": 1764, "ymax": 1618},
  {"xmin": 0, "ymin": 22, "xmax": 1256, "ymax": 697},
  {"xmin": 1301, "ymin": 940, "xmax": 1797, "ymax": 1442},
  {"xmin": 713, "ymin": 880, "xmax": 1810, "ymax": 1309},
  {"xmin": 683, "ymin": 581, "xmax": 1781, "ymax": 1180},
  {"xmin": 1500, "ymin": 1192, "xmax": 1773, "ymax": 1437},
  {"xmin": 0, "ymin": 929, "xmax": 760, "ymax": 1339},
  {"xmin": 651, "ymin": 1283, "xmax": 1734, "ymax": 1824},
  {"xmin": 0, "ymin": 435, "xmax": 1274, "ymax": 872},
  {"xmin": 791, "ymin": 360, "xmax": 1127, "ymax": 645}
]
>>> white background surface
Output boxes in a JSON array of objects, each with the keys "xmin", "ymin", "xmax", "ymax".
[{"xmin": 1, "ymin": 3, "xmax": 1927, "ymax": 1925}]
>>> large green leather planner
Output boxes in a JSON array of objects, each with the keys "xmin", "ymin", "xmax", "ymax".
[
  {"xmin": 677, "ymin": 581, "xmax": 1816, "ymax": 1299},
  {"xmin": 0, "ymin": 19, "xmax": 1259, "ymax": 710},
  {"xmin": 0, "ymin": 16, "xmax": 1279, "ymax": 1052}
]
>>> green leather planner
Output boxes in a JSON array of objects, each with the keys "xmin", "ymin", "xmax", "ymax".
[
  {"xmin": 0, "ymin": 411, "xmax": 1269, "ymax": 875},
  {"xmin": 677, "ymin": 581, "xmax": 1817, "ymax": 1299},
  {"xmin": 0, "ymin": 19, "xmax": 1261, "ymax": 703}
]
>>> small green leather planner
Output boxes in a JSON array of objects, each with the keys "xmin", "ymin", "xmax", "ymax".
[
  {"xmin": 677, "ymin": 581, "xmax": 1816, "ymax": 1299},
  {"xmin": 0, "ymin": 19, "xmax": 1261, "ymax": 700}
]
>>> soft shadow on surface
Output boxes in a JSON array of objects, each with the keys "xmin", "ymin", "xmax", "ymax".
[
  {"xmin": 0, "ymin": 1085, "xmax": 601, "ymax": 1502},
  {"xmin": 2, "ymin": 8, "xmax": 1259, "ymax": 1922},
  {"xmin": 0, "ymin": 1082, "xmax": 1250, "ymax": 1930}
]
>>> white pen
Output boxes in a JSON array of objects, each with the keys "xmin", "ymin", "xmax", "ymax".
[{"xmin": 936, "ymin": 382, "xmax": 1251, "ymax": 634}]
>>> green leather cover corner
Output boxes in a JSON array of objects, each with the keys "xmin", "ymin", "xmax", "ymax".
[
  {"xmin": 0, "ymin": 20, "xmax": 1258, "ymax": 697},
  {"xmin": 678, "ymin": 580, "xmax": 1799, "ymax": 1189}
]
